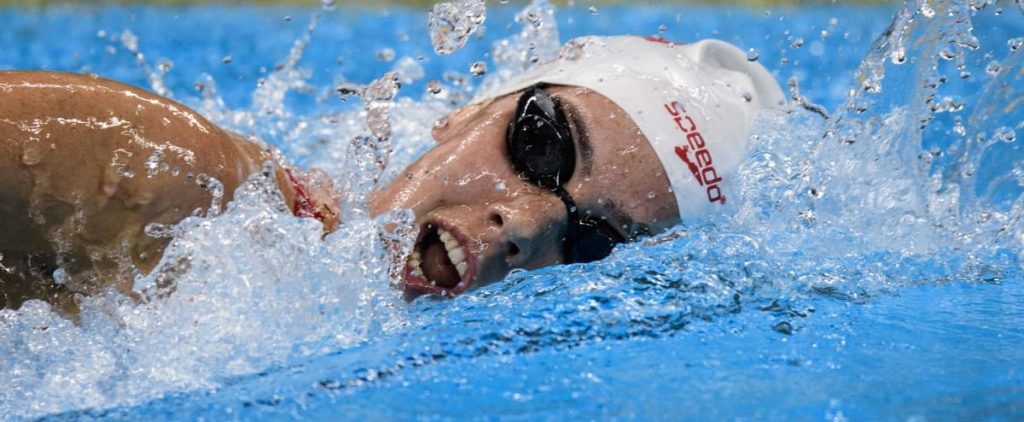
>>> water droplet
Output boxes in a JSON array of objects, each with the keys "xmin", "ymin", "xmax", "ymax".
[
  {"xmin": 433, "ymin": 117, "xmax": 449, "ymax": 130},
  {"xmin": 393, "ymin": 56, "xmax": 425, "ymax": 84},
  {"xmin": 469, "ymin": 61, "xmax": 487, "ymax": 76},
  {"xmin": 222, "ymin": 55, "xmax": 232, "ymax": 64},
  {"xmin": 427, "ymin": 80, "xmax": 443, "ymax": 95},
  {"xmin": 111, "ymin": 148, "xmax": 135, "ymax": 178},
  {"xmin": 321, "ymin": 0, "xmax": 336, "ymax": 9},
  {"xmin": 558, "ymin": 38, "xmax": 587, "ymax": 61},
  {"xmin": 144, "ymin": 150, "xmax": 169, "ymax": 178},
  {"xmin": 993, "ymin": 127, "xmax": 1016, "ymax": 143},
  {"xmin": 524, "ymin": 10, "xmax": 543, "ymax": 28},
  {"xmin": 376, "ymin": 48, "xmax": 395, "ymax": 62},
  {"xmin": 1009, "ymin": 38, "xmax": 1023, "ymax": 52},
  {"xmin": 746, "ymin": 48, "xmax": 760, "ymax": 62},
  {"xmin": 52, "ymin": 268, "xmax": 68, "ymax": 285},
  {"xmin": 144, "ymin": 223, "xmax": 177, "ymax": 239},
  {"xmin": 428, "ymin": 0, "xmax": 487, "ymax": 56},
  {"xmin": 953, "ymin": 121, "xmax": 967, "ymax": 136},
  {"xmin": 920, "ymin": 2, "xmax": 935, "ymax": 18},
  {"xmin": 96, "ymin": 30, "xmax": 106, "ymax": 38},
  {"xmin": 588, "ymin": 6, "xmax": 598, "ymax": 15},
  {"xmin": 890, "ymin": 47, "xmax": 906, "ymax": 64},
  {"xmin": 985, "ymin": 60, "xmax": 1001, "ymax": 75},
  {"xmin": 21, "ymin": 140, "xmax": 42, "ymax": 165},
  {"xmin": 336, "ymin": 83, "xmax": 363, "ymax": 102},
  {"xmin": 195, "ymin": 173, "xmax": 225, "ymax": 216},
  {"xmin": 657, "ymin": 24, "xmax": 667, "ymax": 34},
  {"xmin": 363, "ymin": 72, "xmax": 401, "ymax": 140},
  {"xmin": 120, "ymin": 29, "xmax": 138, "ymax": 51},
  {"xmin": 495, "ymin": 181, "xmax": 506, "ymax": 192},
  {"xmin": 789, "ymin": 36, "xmax": 804, "ymax": 49},
  {"xmin": 647, "ymin": 191, "xmax": 657, "ymax": 199}
]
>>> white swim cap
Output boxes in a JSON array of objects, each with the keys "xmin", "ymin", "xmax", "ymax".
[{"xmin": 475, "ymin": 35, "xmax": 785, "ymax": 219}]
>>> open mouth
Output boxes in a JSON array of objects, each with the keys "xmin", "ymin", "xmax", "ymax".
[{"xmin": 404, "ymin": 221, "xmax": 476, "ymax": 296}]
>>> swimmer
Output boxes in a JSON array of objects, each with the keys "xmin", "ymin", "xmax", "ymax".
[{"xmin": 0, "ymin": 36, "xmax": 784, "ymax": 313}]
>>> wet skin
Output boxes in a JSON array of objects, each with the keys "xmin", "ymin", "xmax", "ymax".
[
  {"xmin": 370, "ymin": 86, "xmax": 680, "ymax": 296},
  {"xmin": 0, "ymin": 71, "xmax": 337, "ymax": 313},
  {"xmin": 0, "ymin": 72, "xmax": 678, "ymax": 312}
]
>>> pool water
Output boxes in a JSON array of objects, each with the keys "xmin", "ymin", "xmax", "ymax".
[{"xmin": 1, "ymin": 1, "xmax": 1023, "ymax": 420}]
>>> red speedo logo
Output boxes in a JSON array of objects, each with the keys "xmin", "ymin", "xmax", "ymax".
[{"xmin": 663, "ymin": 101, "xmax": 726, "ymax": 205}]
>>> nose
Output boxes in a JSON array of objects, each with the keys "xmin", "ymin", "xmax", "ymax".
[{"xmin": 485, "ymin": 194, "xmax": 567, "ymax": 268}]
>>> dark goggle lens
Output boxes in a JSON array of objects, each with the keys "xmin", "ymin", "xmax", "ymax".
[
  {"xmin": 506, "ymin": 85, "xmax": 630, "ymax": 264},
  {"xmin": 507, "ymin": 86, "xmax": 575, "ymax": 188}
]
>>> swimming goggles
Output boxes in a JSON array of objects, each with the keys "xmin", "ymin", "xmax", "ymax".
[{"xmin": 505, "ymin": 84, "xmax": 625, "ymax": 263}]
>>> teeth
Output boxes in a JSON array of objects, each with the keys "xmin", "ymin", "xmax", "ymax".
[
  {"xmin": 447, "ymin": 248, "xmax": 465, "ymax": 265},
  {"xmin": 407, "ymin": 227, "xmax": 471, "ymax": 282},
  {"xmin": 408, "ymin": 251, "xmax": 423, "ymax": 276},
  {"xmin": 439, "ymin": 229, "xmax": 467, "ymax": 278}
]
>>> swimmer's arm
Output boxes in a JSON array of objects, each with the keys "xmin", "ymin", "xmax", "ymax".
[{"xmin": 0, "ymin": 71, "xmax": 298, "ymax": 294}]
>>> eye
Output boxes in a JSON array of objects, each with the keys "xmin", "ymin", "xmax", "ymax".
[{"xmin": 506, "ymin": 86, "xmax": 576, "ymax": 188}]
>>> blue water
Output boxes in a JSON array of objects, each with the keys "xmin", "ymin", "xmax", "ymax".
[{"xmin": 2, "ymin": 1, "xmax": 1023, "ymax": 420}]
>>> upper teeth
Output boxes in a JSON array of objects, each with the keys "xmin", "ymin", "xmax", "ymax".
[{"xmin": 408, "ymin": 227, "xmax": 468, "ymax": 282}]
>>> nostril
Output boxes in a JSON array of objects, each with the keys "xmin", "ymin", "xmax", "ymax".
[
  {"xmin": 508, "ymin": 242, "xmax": 520, "ymax": 257},
  {"xmin": 488, "ymin": 212, "xmax": 504, "ymax": 227}
]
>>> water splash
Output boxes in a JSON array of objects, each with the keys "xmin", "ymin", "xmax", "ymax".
[
  {"xmin": 1, "ymin": 1, "xmax": 1022, "ymax": 418},
  {"xmin": 428, "ymin": 0, "xmax": 487, "ymax": 55}
]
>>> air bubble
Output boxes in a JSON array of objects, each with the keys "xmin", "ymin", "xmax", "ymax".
[
  {"xmin": 790, "ymin": 36, "xmax": 804, "ymax": 49},
  {"xmin": 222, "ymin": 55, "xmax": 232, "ymax": 64},
  {"xmin": 495, "ymin": 182, "xmax": 506, "ymax": 192},
  {"xmin": 588, "ymin": 6, "xmax": 598, "ymax": 15}
]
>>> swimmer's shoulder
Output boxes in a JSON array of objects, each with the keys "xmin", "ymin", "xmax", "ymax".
[{"xmin": 0, "ymin": 70, "xmax": 148, "ymax": 95}]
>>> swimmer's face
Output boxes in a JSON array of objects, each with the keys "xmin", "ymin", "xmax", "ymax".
[{"xmin": 370, "ymin": 86, "xmax": 680, "ymax": 296}]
